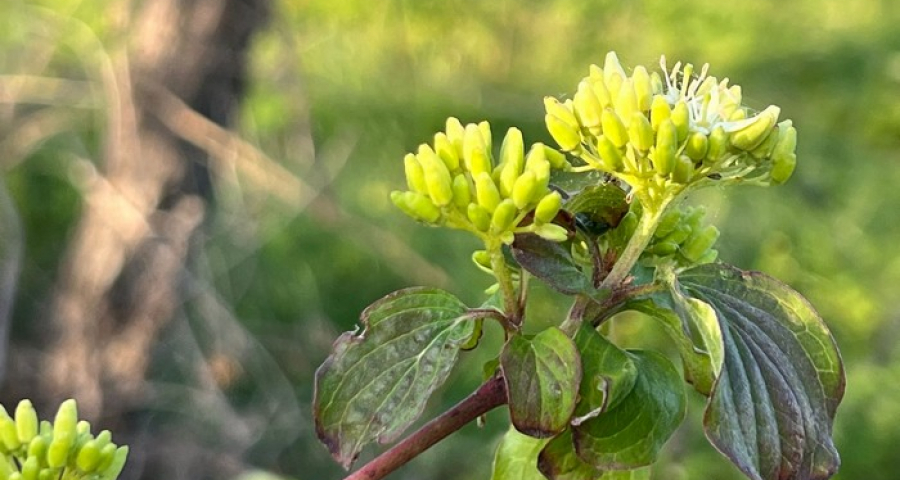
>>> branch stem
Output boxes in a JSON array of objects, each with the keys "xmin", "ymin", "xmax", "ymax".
[{"xmin": 344, "ymin": 375, "xmax": 508, "ymax": 480}]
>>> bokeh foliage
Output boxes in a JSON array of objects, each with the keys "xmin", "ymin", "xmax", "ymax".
[{"xmin": 3, "ymin": 0, "xmax": 900, "ymax": 479}]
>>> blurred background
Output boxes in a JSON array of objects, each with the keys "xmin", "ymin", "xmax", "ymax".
[{"xmin": 1, "ymin": 0, "xmax": 899, "ymax": 479}]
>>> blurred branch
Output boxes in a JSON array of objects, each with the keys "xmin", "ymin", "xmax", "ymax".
[
  {"xmin": 142, "ymin": 83, "xmax": 450, "ymax": 287},
  {"xmin": 0, "ymin": 75, "xmax": 99, "ymax": 108},
  {"xmin": 0, "ymin": 179, "xmax": 22, "ymax": 384}
]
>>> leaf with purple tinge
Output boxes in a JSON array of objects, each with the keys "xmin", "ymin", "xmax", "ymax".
[{"xmin": 313, "ymin": 287, "xmax": 477, "ymax": 469}]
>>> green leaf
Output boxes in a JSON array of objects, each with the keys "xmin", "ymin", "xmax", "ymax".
[
  {"xmin": 675, "ymin": 263, "xmax": 845, "ymax": 480},
  {"xmin": 512, "ymin": 234, "xmax": 591, "ymax": 295},
  {"xmin": 538, "ymin": 429, "xmax": 600, "ymax": 480},
  {"xmin": 501, "ymin": 328, "xmax": 582, "ymax": 437},
  {"xmin": 565, "ymin": 184, "xmax": 630, "ymax": 236},
  {"xmin": 573, "ymin": 350, "xmax": 686, "ymax": 470},
  {"xmin": 629, "ymin": 291, "xmax": 722, "ymax": 395},
  {"xmin": 491, "ymin": 426, "xmax": 550, "ymax": 480},
  {"xmin": 597, "ymin": 467, "xmax": 651, "ymax": 479},
  {"xmin": 313, "ymin": 287, "xmax": 476, "ymax": 468},
  {"xmin": 572, "ymin": 323, "xmax": 638, "ymax": 423}
]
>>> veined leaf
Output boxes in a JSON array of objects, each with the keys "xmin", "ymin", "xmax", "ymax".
[
  {"xmin": 573, "ymin": 350, "xmax": 686, "ymax": 470},
  {"xmin": 572, "ymin": 323, "xmax": 637, "ymax": 423},
  {"xmin": 491, "ymin": 427, "xmax": 551, "ymax": 480},
  {"xmin": 512, "ymin": 234, "xmax": 591, "ymax": 295},
  {"xmin": 675, "ymin": 263, "xmax": 845, "ymax": 480},
  {"xmin": 501, "ymin": 327, "xmax": 582, "ymax": 437},
  {"xmin": 538, "ymin": 429, "xmax": 599, "ymax": 480},
  {"xmin": 313, "ymin": 287, "xmax": 477, "ymax": 468}
]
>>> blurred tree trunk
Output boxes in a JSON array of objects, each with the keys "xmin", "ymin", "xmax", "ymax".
[{"xmin": 35, "ymin": 0, "xmax": 269, "ymax": 430}]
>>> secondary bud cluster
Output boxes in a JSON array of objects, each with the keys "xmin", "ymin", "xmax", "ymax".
[
  {"xmin": 0, "ymin": 399, "xmax": 128, "ymax": 480},
  {"xmin": 544, "ymin": 52, "xmax": 798, "ymax": 191},
  {"xmin": 391, "ymin": 118, "xmax": 571, "ymax": 244},
  {"xmin": 608, "ymin": 205, "xmax": 719, "ymax": 267}
]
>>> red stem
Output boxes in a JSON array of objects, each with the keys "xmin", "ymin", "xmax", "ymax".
[{"xmin": 344, "ymin": 375, "xmax": 508, "ymax": 480}]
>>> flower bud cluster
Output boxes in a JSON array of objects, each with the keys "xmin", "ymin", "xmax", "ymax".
[
  {"xmin": 0, "ymin": 399, "xmax": 128, "ymax": 480},
  {"xmin": 609, "ymin": 205, "xmax": 719, "ymax": 268},
  {"xmin": 544, "ymin": 52, "xmax": 798, "ymax": 193},
  {"xmin": 391, "ymin": 118, "xmax": 571, "ymax": 244}
]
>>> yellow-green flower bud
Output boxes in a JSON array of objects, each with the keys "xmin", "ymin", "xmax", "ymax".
[
  {"xmin": 491, "ymin": 199, "xmax": 518, "ymax": 233},
  {"xmin": 27, "ymin": 435, "xmax": 47, "ymax": 462},
  {"xmin": 474, "ymin": 172, "xmax": 501, "ymax": 212},
  {"xmin": 589, "ymin": 64, "xmax": 603, "ymax": 81},
  {"xmin": 542, "ymin": 145, "xmax": 569, "ymax": 170},
  {"xmin": 511, "ymin": 171, "xmax": 538, "ymax": 209},
  {"xmin": 0, "ymin": 456, "xmax": 12, "ymax": 477},
  {"xmin": 9, "ymin": 472, "xmax": 22, "ymax": 480},
  {"xmin": 391, "ymin": 191, "xmax": 441, "ymax": 223},
  {"xmin": 53, "ymin": 400, "xmax": 77, "ymax": 441},
  {"xmin": 478, "ymin": 121, "xmax": 493, "ymax": 154},
  {"xmin": 654, "ymin": 119, "xmax": 677, "ymax": 176},
  {"xmin": 534, "ymin": 223, "xmax": 569, "ymax": 243},
  {"xmin": 499, "ymin": 127, "xmax": 525, "ymax": 172},
  {"xmin": 403, "ymin": 153, "xmax": 428, "ymax": 194},
  {"xmin": 21, "ymin": 456, "xmax": 38, "ymax": 480},
  {"xmin": 589, "ymin": 77, "xmax": 612, "ymax": 109},
  {"xmin": 0, "ymin": 414, "xmax": 20, "ymax": 451},
  {"xmin": 731, "ymin": 105, "xmax": 780, "ymax": 151},
  {"xmin": 628, "ymin": 112, "xmax": 654, "ymax": 152},
  {"xmin": 655, "ymin": 208, "xmax": 683, "ymax": 238},
  {"xmin": 524, "ymin": 144, "xmax": 551, "ymax": 190},
  {"xmin": 76, "ymin": 420, "xmax": 91, "ymax": 436},
  {"xmin": 682, "ymin": 225, "xmax": 720, "ymax": 262},
  {"xmin": 673, "ymin": 154, "xmax": 695, "ymax": 184},
  {"xmin": 663, "ymin": 224, "xmax": 692, "ymax": 246},
  {"xmin": 772, "ymin": 120, "xmax": 797, "ymax": 160},
  {"xmin": 445, "ymin": 117, "xmax": 466, "ymax": 159},
  {"xmin": 706, "ymin": 125, "xmax": 728, "ymax": 162},
  {"xmin": 603, "ymin": 51, "xmax": 626, "ymax": 98},
  {"xmin": 467, "ymin": 203, "xmax": 492, "ymax": 231},
  {"xmin": 650, "ymin": 94, "xmax": 672, "ymax": 131},
  {"xmin": 574, "ymin": 80, "xmax": 603, "ymax": 132},
  {"xmin": 47, "ymin": 434, "xmax": 72, "ymax": 469},
  {"xmin": 770, "ymin": 153, "xmax": 796, "ymax": 185},
  {"xmin": 452, "ymin": 175, "xmax": 472, "ymax": 209},
  {"xmin": 647, "ymin": 241, "xmax": 679, "ymax": 256},
  {"xmin": 671, "ymin": 100, "xmax": 690, "ymax": 142},
  {"xmin": 94, "ymin": 430, "xmax": 112, "ymax": 450},
  {"xmin": 601, "ymin": 109, "xmax": 628, "ymax": 147},
  {"xmin": 76, "ymin": 439, "xmax": 101, "ymax": 472},
  {"xmin": 544, "ymin": 97, "xmax": 579, "ymax": 127},
  {"xmin": 433, "ymin": 132, "xmax": 460, "ymax": 172},
  {"xmin": 685, "ymin": 131, "xmax": 709, "ymax": 161},
  {"xmin": 750, "ymin": 126, "xmax": 779, "ymax": 159},
  {"xmin": 418, "ymin": 145, "xmax": 454, "ymax": 207},
  {"xmin": 614, "ymin": 79, "xmax": 638, "ymax": 126},
  {"xmin": 98, "ymin": 446, "xmax": 128, "ymax": 480},
  {"xmin": 535, "ymin": 191, "xmax": 562, "ymax": 224},
  {"xmin": 596, "ymin": 135, "xmax": 624, "ymax": 172},
  {"xmin": 464, "ymin": 124, "xmax": 491, "ymax": 175},
  {"xmin": 649, "ymin": 71, "xmax": 664, "ymax": 94},
  {"xmin": 96, "ymin": 443, "xmax": 118, "ymax": 473},
  {"xmin": 729, "ymin": 108, "xmax": 747, "ymax": 121},
  {"xmin": 632, "ymin": 65, "xmax": 653, "ymax": 112},
  {"xmin": 545, "ymin": 114, "xmax": 582, "ymax": 152},
  {"xmin": 15, "ymin": 400, "xmax": 38, "ymax": 445}
]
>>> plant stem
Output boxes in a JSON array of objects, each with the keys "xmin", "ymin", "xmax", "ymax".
[
  {"xmin": 344, "ymin": 375, "xmax": 508, "ymax": 480},
  {"xmin": 489, "ymin": 241, "xmax": 519, "ymax": 324},
  {"xmin": 599, "ymin": 201, "xmax": 665, "ymax": 290}
]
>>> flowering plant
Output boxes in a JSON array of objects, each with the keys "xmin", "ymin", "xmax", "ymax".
[{"xmin": 313, "ymin": 52, "xmax": 844, "ymax": 480}]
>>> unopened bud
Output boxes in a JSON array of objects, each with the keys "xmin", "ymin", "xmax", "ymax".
[
  {"xmin": 590, "ymin": 78, "xmax": 612, "ymax": 109},
  {"xmin": 474, "ymin": 172, "xmax": 501, "ymax": 212},
  {"xmin": 655, "ymin": 208, "xmax": 683, "ymax": 238},
  {"xmin": 445, "ymin": 117, "xmax": 466, "ymax": 159},
  {"xmin": 98, "ymin": 446, "xmax": 128, "ymax": 480},
  {"xmin": 15, "ymin": 400, "xmax": 38, "ymax": 445},
  {"xmin": 0, "ymin": 414, "xmax": 20, "ymax": 451},
  {"xmin": 706, "ymin": 125, "xmax": 728, "ymax": 162},
  {"xmin": 499, "ymin": 128, "xmax": 525, "ymax": 172},
  {"xmin": 403, "ymin": 154, "xmax": 428, "ymax": 194},
  {"xmin": 21, "ymin": 456, "xmax": 38, "ymax": 480},
  {"xmin": 464, "ymin": 124, "xmax": 491, "ymax": 175},
  {"xmin": 534, "ymin": 191, "xmax": 562, "ymax": 224},
  {"xmin": 731, "ymin": 105, "xmax": 780, "ymax": 151},
  {"xmin": 542, "ymin": 145, "xmax": 569, "ymax": 170},
  {"xmin": 614, "ymin": 79, "xmax": 638, "ymax": 126},
  {"xmin": 418, "ymin": 145, "xmax": 454, "ymax": 206},
  {"xmin": 467, "ymin": 203, "xmax": 492, "ymax": 231},
  {"xmin": 653, "ymin": 120, "xmax": 677, "ymax": 176},
  {"xmin": 534, "ymin": 223, "xmax": 569, "ymax": 242},
  {"xmin": 391, "ymin": 191, "xmax": 441, "ymax": 223},
  {"xmin": 650, "ymin": 94, "xmax": 672, "ymax": 131},
  {"xmin": 596, "ymin": 135, "xmax": 624, "ymax": 172},
  {"xmin": 524, "ymin": 144, "xmax": 551, "ymax": 190},
  {"xmin": 601, "ymin": 109, "xmax": 628, "ymax": 148},
  {"xmin": 628, "ymin": 112, "xmax": 653, "ymax": 152},
  {"xmin": 673, "ymin": 155, "xmax": 695, "ymax": 184},
  {"xmin": 451, "ymin": 175, "xmax": 472, "ymax": 209},
  {"xmin": 478, "ymin": 121, "xmax": 493, "ymax": 154},
  {"xmin": 685, "ymin": 131, "xmax": 709, "ymax": 161},
  {"xmin": 574, "ymin": 80, "xmax": 603, "ymax": 131},
  {"xmin": 682, "ymin": 226, "xmax": 720, "ymax": 262},
  {"xmin": 632, "ymin": 66, "xmax": 653, "ymax": 112},
  {"xmin": 434, "ymin": 132, "xmax": 460, "ymax": 172},
  {"xmin": 511, "ymin": 171, "xmax": 538, "ymax": 209},
  {"xmin": 491, "ymin": 199, "xmax": 518, "ymax": 233},
  {"xmin": 770, "ymin": 152, "xmax": 796, "ymax": 185},
  {"xmin": 545, "ymin": 114, "xmax": 582, "ymax": 152},
  {"xmin": 772, "ymin": 120, "xmax": 797, "ymax": 160},
  {"xmin": 544, "ymin": 97, "xmax": 579, "ymax": 127},
  {"xmin": 603, "ymin": 51, "xmax": 626, "ymax": 98}
]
